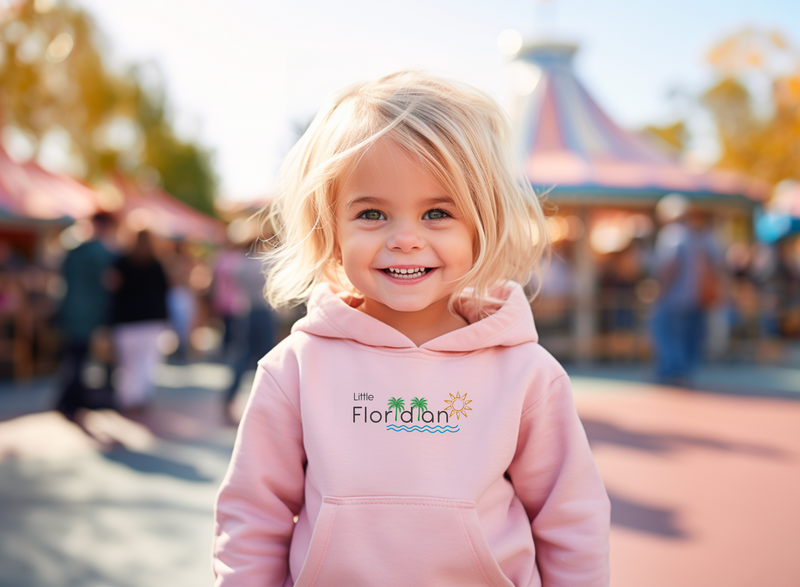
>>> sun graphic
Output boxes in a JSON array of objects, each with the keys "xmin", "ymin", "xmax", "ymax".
[{"xmin": 443, "ymin": 392, "xmax": 472, "ymax": 420}]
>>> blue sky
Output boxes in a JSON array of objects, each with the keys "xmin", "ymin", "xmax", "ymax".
[{"xmin": 77, "ymin": 0, "xmax": 800, "ymax": 199}]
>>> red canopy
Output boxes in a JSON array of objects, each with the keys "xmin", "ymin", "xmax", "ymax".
[
  {"xmin": 0, "ymin": 146, "xmax": 103, "ymax": 221},
  {"xmin": 113, "ymin": 177, "xmax": 225, "ymax": 243}
]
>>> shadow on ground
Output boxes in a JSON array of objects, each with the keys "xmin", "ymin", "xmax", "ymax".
[
  {"xmin": 607, "ymin": 490, "xmax": 688, "ymax": 539},
  {"xmin": 582, "ymin": 418, "xmax": 787, "ymax": 459},
  {"xmin": 0, "ymin": 452, "xmax": 218, "ymax": 587},
  {"xmin": 581, "ymin": 416, "xmax": 789, "ymax": 540},
  {"xmin": 102, "ymin": 449, "xmax": 213, "ymax": 482}
]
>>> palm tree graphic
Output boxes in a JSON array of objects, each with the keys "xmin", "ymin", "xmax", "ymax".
[
  {"xmin": 387, "ymin": 397, "xmax": 405, "ymax": 421},
  {"xmin": 410, "ymin": 397, "xmax": 428, "ymax": 421}
]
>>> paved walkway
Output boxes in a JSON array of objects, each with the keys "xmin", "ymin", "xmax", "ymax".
[
  {"xmin": 571, "ymin": 376, "xmax": 800, "ymax": 587},
  {"xmin": 0, "ymin": 363, "xmax": 239, "ymax": 587},
  {"xmin": 0, "ymin": 362, "xmax": 798, "ymax": 586}
]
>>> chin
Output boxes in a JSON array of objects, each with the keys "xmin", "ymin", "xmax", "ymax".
[{"xmin": 380, "ymin": 298, "xmax": 433, "ymax": 314}]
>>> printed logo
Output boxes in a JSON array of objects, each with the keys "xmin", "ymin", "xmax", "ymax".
[
  {"xmin": 351, "ymin": 393, "xmax": 473, "ymax": 434},
  {"xmin": 443, "ymin": 391, "xmax": 472, "ymax": 420}
]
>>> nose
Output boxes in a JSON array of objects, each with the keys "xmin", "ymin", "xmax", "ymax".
[{"xmin": 386, "ymin": 219, "xmax": 424, "ymax": 252}]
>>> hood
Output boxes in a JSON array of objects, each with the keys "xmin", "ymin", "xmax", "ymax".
[{"xmin": 291, "ymin": 281, "xmax": 538, "ymax": 352}]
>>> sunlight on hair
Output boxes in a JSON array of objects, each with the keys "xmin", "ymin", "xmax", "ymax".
[{"xmin": 529, "ymin": 219, "xmax": 541, "ymax": 246}]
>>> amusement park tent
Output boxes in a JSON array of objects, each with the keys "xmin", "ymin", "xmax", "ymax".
[
  {"xmin": 516, "ymin": 43, "xmax": 767, "ymax": 206},
  {"xmin": 514, "ymin": 42, "xmax": 768, "ymax": 361},
  {"xmin": 0, "ymin": 146, "xmax": 104, "ymax": 226},
  {"xmin": 112, "ymin": 177, "xmax": 225, "ymax": 243},
  {"xmin": 1, "ymin": 145, "xmax": 224, "ymax": 249}
]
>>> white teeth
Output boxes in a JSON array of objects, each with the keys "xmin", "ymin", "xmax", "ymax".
[{"xmin": 385, "ymin": 267, "xmax": 427, "ymax": 279}]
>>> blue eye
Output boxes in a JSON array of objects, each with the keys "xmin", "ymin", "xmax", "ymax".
[
  {"xmin": 359, "ymin": 209, "xmax": 385, "ymax": 221},
  {"xmin": 424, "ymin": 209, "xmax": 450, "ymax": 220}
]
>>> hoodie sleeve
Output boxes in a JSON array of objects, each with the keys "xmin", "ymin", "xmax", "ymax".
[
  {"xmin": 212, "ymin": 363, "xmax": 306, "ymax": 586},
  {"xmin": 507, "ymin": 374, "xmax": 610, "ymax": 587}
]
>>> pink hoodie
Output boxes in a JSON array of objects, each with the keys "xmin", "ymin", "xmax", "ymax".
[{"xmin": 213, "ymin": 282, "xmax": 610, "ymax": 586}]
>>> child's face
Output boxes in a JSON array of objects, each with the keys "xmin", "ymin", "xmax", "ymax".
[{"xmin": 334, "ymin": 139, "xmax": 474, "ymax": 319}]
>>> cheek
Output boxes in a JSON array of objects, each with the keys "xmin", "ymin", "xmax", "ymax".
[
  {"xmin": 447, "ymin": 229, "xmax": 475, "ymax": 271},
  {"xmin": 337, "ymin": 235, "xmax": 378, "ymax": 283}
]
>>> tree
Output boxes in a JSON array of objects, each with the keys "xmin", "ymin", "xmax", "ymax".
[
  {"xmin": 643, "ymin": 121, "xmax": 687, "ymax": 152},
  {"xmin": 410, "ymin": 397, "xmax": 427, "ymax": 421},
  {"xmin": 0, "ymin": 0, "xmax": 217, "ymax": 215},
  {"xmin": 387, "ymin": 397, "xmax": 405, "ymax": 422},
  {"xmin": 637, "ymin": 28, "xmax": 800, "ymax": 190},
  {"xmin": 701, "ymin": 28, "xmax": 800, "ymax": 186}
]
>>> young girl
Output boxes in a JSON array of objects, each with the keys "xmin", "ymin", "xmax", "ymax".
[{"xmin": 213, "ymin": 71, "xmax": 610, "ymax": 587}]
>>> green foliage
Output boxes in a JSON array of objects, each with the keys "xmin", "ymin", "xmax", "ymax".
[
  {"xmin": 387, "ymin": 397, "xmax": 405, "ymax": 421},
  {"xmin": 0, "ymin": 0, "xmax": 217, "ymax": 215},
  {"xmin": 143, "ymin": 123, "xmax": 216, "ymax": 216},
  {"xmin": 410, "ymin": 397, "xmax": 428, "ymax": 421}
]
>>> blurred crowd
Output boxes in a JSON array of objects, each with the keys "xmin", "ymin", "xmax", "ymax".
[
  {"xmin": 0, "ymin": 213, "xmax": 301, "ymax": 422},
  {"xmin": 532, "ymin": 195, "xmax": 800, "ymax": 381},
  {"xmin": 2, "ymin": 197, "xmax": 800, "ymax": 410}
]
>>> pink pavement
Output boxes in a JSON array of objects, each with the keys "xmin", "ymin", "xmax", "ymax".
[{"xmin": 574, "ymin": 384, "xmax": 800, "ymax": 587}]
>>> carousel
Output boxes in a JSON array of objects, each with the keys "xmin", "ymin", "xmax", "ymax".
[{"xmin": 514, "ymin": 42, "xmax": 768, "ymax": 362}]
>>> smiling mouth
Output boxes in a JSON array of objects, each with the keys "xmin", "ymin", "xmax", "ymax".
[{"xmin": 382, "ymin": 267, "xmax": 430, "ymax": 279}]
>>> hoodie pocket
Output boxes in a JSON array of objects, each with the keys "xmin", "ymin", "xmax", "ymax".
[{"xmin": 293, "ymin": 496, "xmax": 514, "ymax": 587}]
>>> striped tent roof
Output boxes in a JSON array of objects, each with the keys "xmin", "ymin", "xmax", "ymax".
[{"xmin": 516, "ymin": 43, "xmax": 767, "ymax": 205}]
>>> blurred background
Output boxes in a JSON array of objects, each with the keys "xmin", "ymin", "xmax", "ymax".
[{"xmin": 0, "ymin": 0, "xmax": 799, "ymax": 586}]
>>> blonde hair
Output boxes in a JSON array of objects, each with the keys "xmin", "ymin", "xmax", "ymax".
[{"xmin": 263, "ymin": 70, "xmax": 549, "ymax": 313}]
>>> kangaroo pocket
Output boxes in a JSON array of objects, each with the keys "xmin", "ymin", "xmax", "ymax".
[{"xmin": 293, "ymin": 496, "xmax": 515, "ymax": 587}]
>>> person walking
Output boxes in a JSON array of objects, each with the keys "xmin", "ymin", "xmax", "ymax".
[
  {"xmin": 212, "ymin": 239, "xmax": 248, "ymax": 358},
  {"xmin": 164, "ymin": 240, "xmax": 198, "ymax": 361},
  {"xmin": 55, "ymin": 213, "xmax": 117, "ymax": 418},
  {"xmin": 650, "ymin": 193, "xmax": 719, "ymax": 385},
  {"xmin": 108, "ymin": 230, "xmax": 169, "ymax": 412},
  {"xmin": 222, "ymin": 252, "xmax": 278, "ymax": 419}
]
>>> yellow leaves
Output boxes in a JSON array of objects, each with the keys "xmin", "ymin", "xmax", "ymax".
[
  {"xmin": 770, "ymin": 31, "xmax": 788, "ymax": 50},
  {"xmin": 706, "ymin": 27, "xmax": 794, "ymax": 76},
  {"xmin": 788, "ymin": 76, "xmax": 800, "ymax": 99},
  {"xmin": 773, "ymin": 74, "xmax": 800, "ymax": 113}
]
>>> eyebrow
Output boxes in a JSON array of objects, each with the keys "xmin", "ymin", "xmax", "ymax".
[{"xmin": 346, "ymin": 195, "xmax": 456, "ymax": 208}]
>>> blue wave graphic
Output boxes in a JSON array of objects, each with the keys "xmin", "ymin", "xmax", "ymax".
[{"xmin": 386, "ymin": 424, "xmax": 460, "ymax": 434}]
